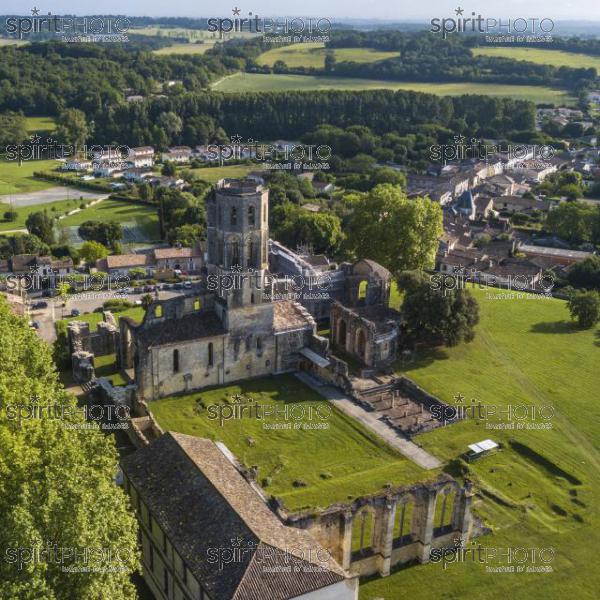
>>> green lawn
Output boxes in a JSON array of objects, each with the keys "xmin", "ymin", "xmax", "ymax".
[
  {"xmin": 0, "ymin": 159, "xmax": 60, "ymax": 195},
  {"xmin": 94, "ymin": 353, "xmax": 129, "ymax": 386},
  {"xmin": 212, "ymin": 73, "xmax": 576, "ymax": 105},
  {"xmin": 150, "ymin": 374, "xmax": 428, "ymax": 511},
  {"xmin": 257, "ymin": 42, "xmax": 399, "ymax": 69},
  {"xmin": 59, "ymin": 199, "xmax": 160, "ymax": 240},
  {"xmin": 360, "ymin": 286, "xmax": 599, "ymax": 599},
  {"xmin": 473, "ymin": 46, "xmax": 600, "ymax": 71},
  {"xmin": 0, "ymin": 198, "xmax": 82, "ymax": 232},
  {"xmin": 24, "ymin": 116, "xmax": 56, "ymax": 135},
  {"xmin": 186, "ymin": 164, "xmax": 256, "ymax": 183},
  {"xmin": 59, "ymin": 307, "xmax": 145, "ymax": 332}
]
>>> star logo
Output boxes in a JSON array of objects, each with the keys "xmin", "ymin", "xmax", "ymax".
[
  {"xmin": 31, "ymin": 6, "xmax": 40, "ymax": 15},
  {"xmin": 454, "ymin": 393, "xmax": 465, "ymax": 404},
  {"xmin": 230, "ymin": 134, "xmax": 243, "ymax": 144},
  {"xmin": 453, "ymin": 135, "xmax": 465, "ymax": 145},
  {"xmin": 232, "ymin": 7, "xmax": 241, "ymax": 16},
  {"xmin": 230, "ymin": 264, "xmax": 243, "ymax": 273},
  {"xmin": 30, "ymin": 134, "xmax": 41, "ymax": 144},
  {"xmin": 232, "ymin": 393, "xmax": 245, "ymax": 403},
  {"xmin": 455, "ymin": 7, "xmax": 464, "ymax": 16}
]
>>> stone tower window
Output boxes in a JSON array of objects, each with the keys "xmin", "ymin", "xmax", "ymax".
[
  {"xmin": 173, "ymin": 349, "xmax": 180, "ymax": 373},
  {"xmin": 208, "ymin": 342, "xmax": 214, "ymax": 367},
  {"xmin": 231, "ymin": 207, "xmax": 238, "ymax": 226},
  {"xmin": 248, "ymin": 205, "xmax": 255, "ymax": 226}
]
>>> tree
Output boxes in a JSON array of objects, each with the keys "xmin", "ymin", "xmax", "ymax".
[
  {"xmin": 346, "ymin": 184, "xmax": 443, "ymax": 276},
  {"xmin": 157, "ymin": 111, "xmax": 183, "ymax": 141},
  {"xmin": 401, "ymin": 278, "xmax": 480, "ymax": 346},
  {"xmin": 567, "ymin": 290, "xmax": 600, "ymax": 328},
  {"xmin": 546, "ymin": 201, "xmax": 596, "ymax": 244},
  {"xmin": 141, "ymin": 293, "xmax": 154, "ymax": 310},
  {"xmin": 78, "ymin": 221, "xmax": 123, "ymax": 248},
  {"xmin": 162, "ymin": 161, "xmax": 176, "ymax": 176},
  {"xmin": 0, "ymin": 296, "xmax": 139, "ymax": 598},
  {"xmin": 55, "ymin": 108, "xmax": 91, "ymax": 147},
  {"xmin": 25, "ymin": 211, "xmax": 55, "ymax": 245},
  {"xmin": 3, "ymin": 210, "xmax": 17, "ymax": 222},
  {"xmin": 167, "ymin": 224, "xmax": 204, "ymax": 247},
  {"xmin": 568, "ymin": 255, "xmax": 600, "ymax": 290},
  {"xmin": 79, "ymin": 241, "xmax": 108, "ymax": 264},
  {"xmin": 0, "ymin": 112, "xmax": 28, "ymax": 147},
  {"xmin": 324, "ymin": 52, "xmax": 336, "ymax": 72}
]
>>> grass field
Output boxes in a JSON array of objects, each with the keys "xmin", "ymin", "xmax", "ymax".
[
  {"xmin": 212, "ymin": 73, "xmax": 576, "ymax": 105},
  {"xmin": 474, "ymin": 46, "xmax": 600, "ymax": 72},
  {"xmin": 24, "ymin": 116, "xmax": 56, "ymax": 135},
  {"xmin": 186, "ymin": 164, "xmax": 256, "ymax": 183},
  {"xmin": 257, "ymin": 42, "xmax": 399, "ymax": 69},
  {"xmin": 59, "ymin": 307, "xmax": 145, "ymax": 332},
  {"xmin": 150, "ymin": 374, "xmax": 428, "ymax": 511},
  {"xmin": 0, "ymin": 197, "xmax": 82, "ymax": 232},
  {"xmin": 0, "ymin": 38, "xmax": 28, "ymax": 46},
  {"xmin": 360, "ymin": 286, "xmax": 599, "ymax": 599},
  {"xmin": 153, "ymin": 42, "xmax": 214, "ymax": 55},
  {"xmin": 58, "ymin": 199, "xmax": 160, "ymax": 240},
  {"xmin": 0, "ymin": 159, "xmax": 60, "ymax": 195}
]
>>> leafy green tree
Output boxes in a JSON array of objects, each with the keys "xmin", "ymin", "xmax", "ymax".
[
  {"xmin": 568, "ymin": 255, "xmax": 600, "ymax": 290},
  {"xmin": 162, "ymin": 161, "xmax": 176, "ymax": 176},
  {"xmin": 55, "ymin": 108, "xmax": 91, "ymax": 147},
  {"xmin": 371, "ymin": 167, "xmax": 406, "ymax": 188},
  {"xmin": 3, "ymin": 210, "xmax": 17, "ymax": 222},
  {"xmin": 401, "ymin": 279, "xmax": 480, "ymax": 346},
  {"xmin": 141, "ymin": 293, "xmax": 154, "ymax": 310},
  {"xmin": 0, "ymin": 112, "xmax": 28, "ymax": 146},
  {"xmin": 25, "ymin": 211, "xmax": 55, "ymax": 245},
  {"xmin": 78, "ymin": 221, "xmax": 123, "ymax": 248},
  {"xmin": 0, "ymin": 297, "xmax": 139, "ymax": 598},
  {"xmin": 167, "ymin": 224, "xmax": 204, "ymax": 247},
  {"xmin": 79, "ymin": 241, "xmax": 108, "ymax": 264},
  {"xmin": 546, "ymin": 201, "xmax": 596, "ymax": 244},
  {"xmin": 567, "ymin": 290, "xmax": 600, "ymax": 328},
  {"xmin": 346, "ymin": 184, "xmax": 443, "ymax": 276}
]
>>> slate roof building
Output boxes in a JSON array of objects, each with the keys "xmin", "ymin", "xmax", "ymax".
[{"xmin": 121, "ymin": 432, "xmax": 358, "ymax": 600}]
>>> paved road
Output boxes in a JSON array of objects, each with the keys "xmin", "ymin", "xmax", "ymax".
[
  {"xmin": 0, "ymin": 186, "xmax": 107, "ymax": 207},
  {"xmin": 295, "ymin": 371, "xmax": 442, "ymax": 470}
]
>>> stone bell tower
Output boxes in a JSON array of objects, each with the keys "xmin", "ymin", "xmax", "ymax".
[{"xmin": 206, "ymin": 178, "xmax": 271, "ymax": 308}]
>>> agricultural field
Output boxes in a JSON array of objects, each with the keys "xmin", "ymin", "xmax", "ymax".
[
  {"xmin": 0, "ymin": 159, "xmax": 60, "ymax": 195},
  {"xmin": 150, "ymin": 374, "xmax": 428, "ymax": 512},
  {"xmin": 0, "ymin": 38, "xmax": 28, "ymax": 46},
  {"xmin": 257, "ymin": 42, "xmax": 399, "ymax": 69},
  {"xmin": 473, "ymin": 46, "xmax": 600, "ymax": 71},
  {"xmin": 360, "ymin": 286, "xmax": 600, "ymax": 599},
  {"xmin": 153, "ymin": 42, "xmax": 215, "ymax": 55},
  {"xmin": 212, "ymin": 73, "xmax": 576, "ymax": 105}
]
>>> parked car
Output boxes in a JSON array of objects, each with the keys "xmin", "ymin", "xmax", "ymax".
[
  {"xmin": 31, "ymin": 301, "xmax": 48, "ymax": 310},
  {"xmin": 183, "ymin": 281, "xmax": 192, "ymax": 289},
  {"xmin": 143, "ymin": 285, "xmax": 154, "ymax": 292},
  {"xmin": 162, "ymin": 283, "xmax": 172, "ymax": 290},
  {"xmin": 133, "ymin": 286, "xmax": 143, "ymax": 294},
  {"xmin": 70, "ymin": 309, "xmax": 81, "ymax": 317},
  {"xmin": 173, "ymin": 283, "xmax": 183, "ymax": 290}
]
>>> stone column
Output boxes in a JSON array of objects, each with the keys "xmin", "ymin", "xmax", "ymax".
[
  {"xmin": 413, "ymin": 488, "xmax": 436, "ymax": 563},
  {"xmin": 452, "ymin": 482, "xmax": 474, "ymax": 544},
  {"xmin": 341, "ymin": 511, "xmax": 353, "ymax": 571},
  {"xmin": 374, "ymin": 497, "xmax": 395, "ymax": 577}
]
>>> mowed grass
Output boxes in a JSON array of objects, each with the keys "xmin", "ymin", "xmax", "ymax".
[
  {"xmin": 150, "ymin": 374, "xmax": 429, "ymax": 511},
  {"xmin": 25, "ymin": 116, "xmax": 56, "ymax": 135},
  {"xmin": 186, "ymin": 164, "xmax": 256, "ymax": 183},
  {"xmin": 59, "ymin": 307, "xmax": 145, "ymax": 332},
  {"xmin": 474, "ymin": 46, "xmax": 600, "ymax": 72},
  {"xmin": 257, "ymin": 42, "xmax": 399, "ymax": 69},
  {"xmin": 361, "ymin": 286, "xmax": 600, "ymax": 599},
  {"xmin": 212, "ymin": 73, "xmax": 576, "ymax": 105},
  {"xmin": 153, "ymin": 42, "xmax": 215, "ymax": 55},
  {"xmin": 0, "ymin": 197, "xmax": 82, "ymax": 232},
  {"xmin": 59, "ymin": 199, "xmax": 160, "ymax": 240},
  {"xmin": 0, "ymin": 159, "xmax": 60, "ymax": 195}
]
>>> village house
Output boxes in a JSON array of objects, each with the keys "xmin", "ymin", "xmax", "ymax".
[
  {"xmin": 127, "ymin": 146, "xmax": 155, "ymax": 168},
  {"xmin": 161, "ymin": 146, "xmax": 193, "ymax": 163},
  {"xmin": 96, "ymin": 254, "xmax": 151, "ymax": 278},
  {"xmin": 152, "ymin": 246, "xmax": 204, "ymax": 274}
]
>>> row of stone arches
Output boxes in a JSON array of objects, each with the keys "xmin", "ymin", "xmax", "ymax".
[
  {"xmin": 351, "ymin": 486, "xmax": 458, "ymax": 558},
  {"xmin": 336, "ymin": 318, "xmax": 367, "ymax": 361}
]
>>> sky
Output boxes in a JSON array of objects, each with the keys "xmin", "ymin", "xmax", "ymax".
[{"xmin": 2, "ymin": 0, "xmax": 599, "ymax": 21}]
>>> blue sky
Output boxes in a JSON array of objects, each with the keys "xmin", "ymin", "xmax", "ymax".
[{"xmin": 2, "ymin": 1, "xmax": 599, "ymax": 20}]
